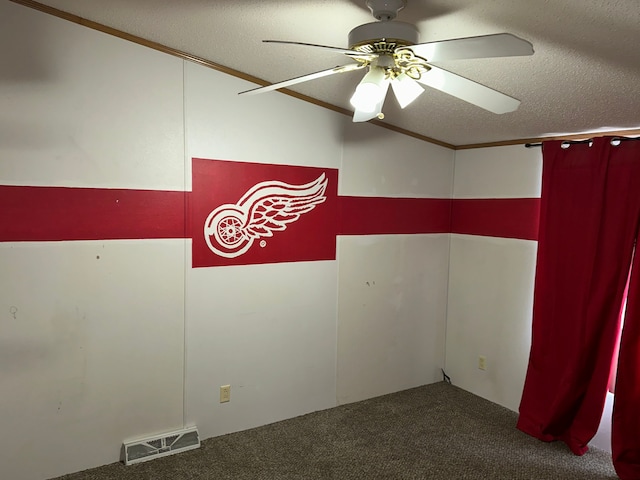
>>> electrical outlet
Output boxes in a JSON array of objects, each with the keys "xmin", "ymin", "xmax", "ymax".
[
  {"xmin": 220, "ymin": 385, "xmax": 231, "ymax": 403},
  {"xmin": 478, "ymin": 355, "xmax": 487, "ymax": 371}
]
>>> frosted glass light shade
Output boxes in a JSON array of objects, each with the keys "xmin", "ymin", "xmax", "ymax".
[
  {"xmin": 350, "ymin": 66, "xmax": 387, "ymax": 113},
  {"xmin": 391, "ymin": 73, "xmax": 425, "ymax": 108},
  {"xmin": 352, "ymin": 78, "xmax": 390, "ymax": 122}
]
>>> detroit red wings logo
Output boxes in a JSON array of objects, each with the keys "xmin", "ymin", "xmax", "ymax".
[{"xmin": 204, "ymin": 174, "xmax": 328, "ymax": 258}]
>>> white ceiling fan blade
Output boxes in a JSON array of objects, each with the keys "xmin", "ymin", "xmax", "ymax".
[
  {"xmin": 410, "ymin": 33, "xmax": 534, "ymax": 62},
  {"xmin": 263, "ymin": 40, "xmax": 377, "ymax": 59},
  {"xmin": 416, "ymin": 65, "xmax": 520, "ymax": 114},
  {"xmin": 239, "ymin": 63, "xmax": 365, "ymax": 95},
  {"xmin": 390, "ymin": 74, "xmax": 425, "ymax": 109}
]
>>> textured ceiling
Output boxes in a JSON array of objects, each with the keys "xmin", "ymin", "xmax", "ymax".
[{"xmin": 22, "ymin": 0, "xmax": 640, "ymax": 147}]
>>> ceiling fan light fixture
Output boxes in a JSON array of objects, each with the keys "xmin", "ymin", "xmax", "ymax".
[
  {"xmin": 352, "ymin": 79, "xmax": 390, "ymax": 123},
  {"xmin": 350, "ymin": 65, "xmax": 387, "ymax": 113},
  {"xmin": 391, "ymin": 73, "xmax": 424, "ymax": 108},
  {"xmin": 241, "ymin": 2, "xmax": 534, "ymax": 118}
]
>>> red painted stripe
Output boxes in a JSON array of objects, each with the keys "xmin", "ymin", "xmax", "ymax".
[
  {"xmin": 337, "ymin": 197, "xmax": 451, "ymax": 235},
  {"xmin": 0, "ymin": 185, "xmax": 188, "ymax": 241},
  {"xmin": 450, "ymin": 198, "xmax": 540, "ymax": 241},
  {"xmin": 0, "ymin": 186, "xmax": 540, "ymax": 242}
]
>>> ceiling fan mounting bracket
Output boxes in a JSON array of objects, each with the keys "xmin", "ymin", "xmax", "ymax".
[{"xmin": 366, "ymin": 0, "xmax": 407, "ymax": 21}]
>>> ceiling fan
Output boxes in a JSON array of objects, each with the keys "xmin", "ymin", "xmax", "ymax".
[{"xmin": 239, "ymin": 0, "xmax": 534, "ymax": 122}]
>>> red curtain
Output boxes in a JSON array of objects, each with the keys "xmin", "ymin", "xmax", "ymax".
[{"xmin": 516, "ymin": 137, "xmax": 640, "ymax": 479}]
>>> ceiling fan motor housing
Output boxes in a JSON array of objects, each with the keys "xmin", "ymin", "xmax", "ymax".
[
  {"xmin": 366, "ymin": 0, "xmax": 407, "ymax": 21},
  {"xmin": 348, "ymin": 21, "xmax": 419, "ymax": 50}
]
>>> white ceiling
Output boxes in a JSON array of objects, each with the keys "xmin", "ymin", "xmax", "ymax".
[{"xmin": 23, "ymin": 0, "xmax": 640, "ymax": 147}]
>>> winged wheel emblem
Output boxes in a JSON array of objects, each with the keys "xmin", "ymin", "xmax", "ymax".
[{"xmin": 204, "ymin": 173, "xmax": 328, "ymax": 258}]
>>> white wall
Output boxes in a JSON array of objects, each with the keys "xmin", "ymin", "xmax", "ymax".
[
  {"xmin": 337, "ymin": 124, "xmax": 453, "ymax": 404},
  {"xmin": 0, "ymin": 3, "xmax": 186, "ymax": 480},
  {"xmin": 336, "ymin": 233, "xmax": 450, "ymax": 404},
  {"xmin": 446, "ymin": 145, "xmax": 542, "ymax": 411},
  {"xmin": 0, "ymin": 4, "xmax": 185, "ymax": 190},
  {"xmin": 446, "ymin": 234, "xmax": 537, "ymax": 409},
  {"xmin": 0, "ymin": 3, "xmax": 453, "ymax": 479}
]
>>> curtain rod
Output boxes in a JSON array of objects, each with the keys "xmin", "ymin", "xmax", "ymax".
[{"xmin": 525, "ymin": 137, "xmax": 640, "ymax": 148}]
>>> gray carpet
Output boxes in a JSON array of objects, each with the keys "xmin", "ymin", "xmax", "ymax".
[{"xmin": 53, "ymin": 382, "xmax": 617, "ymax": 479}]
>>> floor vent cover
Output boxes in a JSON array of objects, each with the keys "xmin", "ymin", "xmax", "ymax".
[{"xmin": 123, "ymin": 426, "xmax": 200, "ymax": 465}]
